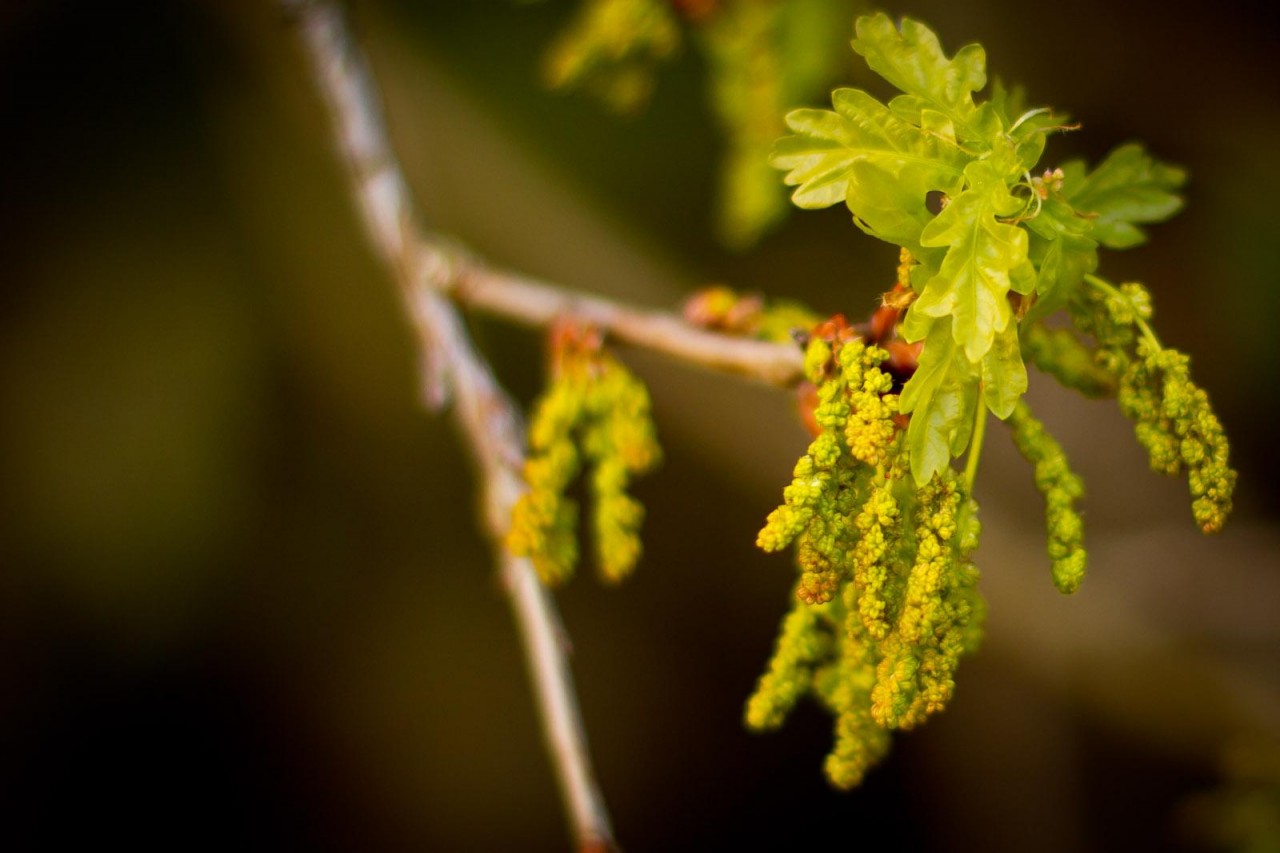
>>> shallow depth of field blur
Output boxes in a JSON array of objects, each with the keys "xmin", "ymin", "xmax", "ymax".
[{"xmin": 3, "ymin": 2, "xmax": 1279, "ymax": 850}]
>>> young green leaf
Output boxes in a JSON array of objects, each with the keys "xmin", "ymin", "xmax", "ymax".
[
  {"xmin": 771, "ymin": 88, "xmax": 967, "ymax": 249},
  {"xmin": 1024, "ymin": 197, "xmax": 1099, "ymax": 320},
  {"xmin": 851, "ymin": 13, "xmax": 986, "ymax": 133},
  {"xmin": 981, "ymin": 323, "xmax": 1027, "ymax": 418},
  {"xmin": 900, "ymin": 320, "xmax": 979, "ymax": 485},
  {"xmin": 912, "ymin": 159, "xmax": 1030, "ymax": 362},
  {"xmin": 1061, "ymin": 143, "xmax": 1186, "ymax": 249},
  {"xmin": 988, "ymin": 81, "xmax": 1062, "ymax": 167}
]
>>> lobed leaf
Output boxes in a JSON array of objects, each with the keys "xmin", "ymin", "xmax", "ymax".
[
  {"xmin": 912, "ymin": 160, "xmax": 1030, "ymax": 362},
  {"xmin": 899, "ymin": 320, "xmax": 979, "ymax": 485},
  {"xmin": 1023, "ymin": 197, "xmax": 1099, "ymax": 321},
  {"xmin": 771, "ymin": 88, "xmax": 967, "ymax": 249},
  {"xmin": 1061, "ymin": 143, "xmax": 1186, "ymax": 249},
  {"xmin": 988, "ymin": 82, "xmax": 1044, "ymax": 162},
  {"xmin": 980, "ymin": 323, "xmax": 1027, "ymax": 418},
  {"xmin": 852, "ymin": 13, "xmax": 987, "ymax": 133}
]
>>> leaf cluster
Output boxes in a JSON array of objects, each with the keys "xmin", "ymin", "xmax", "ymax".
[
  {"xmin": 750, "ymin": 12, "xmax": 1237, "ymax": 791},
  {"xmin": 772, "ymin": 12, "xmax": 1186, "ymax": 485}
]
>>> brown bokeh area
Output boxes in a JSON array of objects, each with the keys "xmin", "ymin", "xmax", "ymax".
[{"xmin": 2, "ymin": 2, "xmax": 1279, "ymax": 850}]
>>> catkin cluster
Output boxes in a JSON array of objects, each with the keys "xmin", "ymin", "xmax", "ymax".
[
  {"xmin": 749, "ymin": 330, "xmax": 985, "ymax": 788},
  {"xmin": 1006, "ymin": 401, "xmax": 1087, "ymax": 594},
  {"xmin": 1071, "ymin": 282, "xmax": 1236, "ymax": 533},
  {"xmin": 506, "ymin": 323, "xmax": 661, "ymax": 585}
]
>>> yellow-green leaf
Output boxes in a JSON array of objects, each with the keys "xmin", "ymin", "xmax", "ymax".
[
  {"xmin": 912, "ymin": 160, "xmax": 1029, "ymax": 362},
  {"xmin": 771, "ymin": 88, "xmax": 967, "ymax": 250},
  {"xmin": 900, "ymin": 319, "xmax": 979, "ymax": 485},
  {"xmin": 851, "ymin": 13, "xmax": 986, "ymax": 133},
  {"xmin": 1061, "ymin": 143, "xmax": 1185, "ymax": 249}
]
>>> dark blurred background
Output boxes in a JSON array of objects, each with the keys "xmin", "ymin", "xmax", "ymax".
[{"xmin": 2, "ymin": 1, "xmax": 1279, "ymax": 850}]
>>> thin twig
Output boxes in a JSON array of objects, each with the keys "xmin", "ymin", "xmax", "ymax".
[
  {"xmin": 288, "ymin": 2, "xmax": 616, "ymax": 848},
  {"xmin": 444, "ymin": 254, "xmax": 805, "ymax": 387}
]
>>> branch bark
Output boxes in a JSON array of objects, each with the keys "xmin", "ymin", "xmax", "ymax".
[
  {"xmin": 444, "ymin": 253, "xmax": 805, "ymax": 387},
  {"xmin": 287, "ymin": 3, "xmax": 618, "ymax": 848}
]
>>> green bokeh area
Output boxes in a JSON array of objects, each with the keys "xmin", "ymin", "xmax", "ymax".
[{"xmin": 2, "ymin": 1, "xmax": 1279, "ymax": 850}]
